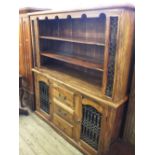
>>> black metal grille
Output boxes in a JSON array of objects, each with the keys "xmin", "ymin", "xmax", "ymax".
[
  {"xmin": 106, "ymin": 17, "xmax": 118, "ymax": 97},
  {"xmin": 81, "ymin": 105, "xmax": 102, "ymax": 150},
  {"xmin": 39, "ymin": 81, "xmax": 49, "ymax": 114}
]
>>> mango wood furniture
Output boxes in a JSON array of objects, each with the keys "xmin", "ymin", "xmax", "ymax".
[
  {"xmin": 19, "ymin": 8, "xmax": 49, "ymax": 110},
  {"xmin": 30, "ymin": 5, "xmax": 135, "ymax": 155}
]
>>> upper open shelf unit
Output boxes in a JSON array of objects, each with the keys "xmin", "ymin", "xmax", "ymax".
[
  {"xmin": 38, "ymin": 14, "xmax": 106, "ymax": 46},
  {"xmin": 31, "ymin": 11, "xmax": 108, "ymax": 94},
  {"xmin": 31, "ymin": 6, "xmax": 135, "ymax": 100},
  {"xmin": 37, "ymin": 14, "xmax": 106, "ymax": 73}
]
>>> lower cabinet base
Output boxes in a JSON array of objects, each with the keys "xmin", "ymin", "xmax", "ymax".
[
  {"xmin": 35, "ymin": 111, "xmax": 96, "ymax": 155},
  {"xmin": 33, "ymin": 73, "xmax": 126, "ymax": 155}
]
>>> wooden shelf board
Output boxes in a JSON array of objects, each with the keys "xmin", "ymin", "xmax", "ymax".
[
  {"xmin": 40, "ymin": 36, "xmax": 105, "ymax": 46},
  {"xmin": 35, "ymin": 64, "xmax": 103, "ymax": 98},
  {"xmin": 41, "ymin": 52, "xmax": 104, "ymax": 72}
]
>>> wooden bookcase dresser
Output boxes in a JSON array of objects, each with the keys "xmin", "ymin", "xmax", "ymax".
[{"xmin": 30, "ymin": 5, "xmax": 135, "ymax": 155}]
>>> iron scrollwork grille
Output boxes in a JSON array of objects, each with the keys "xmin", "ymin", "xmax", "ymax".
[
  {"xmin": 81, "ymin": 105, "xmax": 102, "ymax": 150},
  {"xmin": 39, "ymin": 81, "xmax": 49, "ymax": 114},
  {"xmin": 106, "ymin": 17, "xmax": 118, "ymax": 97}
]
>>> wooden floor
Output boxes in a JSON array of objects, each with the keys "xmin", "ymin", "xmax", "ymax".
[
  {"xmin": 19, "ymin": 112, "xmax": 83, "ymax": 155},
  {"xmin": 19, "ymin": 112, "xmax": 134, "ymax": 155}
]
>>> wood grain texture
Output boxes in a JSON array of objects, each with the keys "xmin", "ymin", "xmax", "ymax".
[
  {"xmin": 19, "ymin": 112, "xmax": 83, "ymax": 155},
  {"xmin": 102, "ymin": 16, "xmax": 110, "ymax": 95},
  {"xmin": 19, "ymin": 15, "xmax": 35, "ymax": 111},
  {"xmin": 112, "ymin": 10, "xmax": 135, "ymax": 101},
  {"xmin": 123, "ymin": 70, "xmax": 135, "ymax": 145},
  {"xmin": 20, "ymin": 9, "xmax": 46, "ymax": 110},
  {"xmin": 39, "ymin": 35, "xmax": 105, "ymax": 46},
  {"xmin": 33, "ymin": 67, "xmax": 128, "ymax": 108},
  {"xmin": 41, "ymin": 52, "xmax": 103, "ymax": 71},
  {"xmin": 30, "ymin": 6, "xmax": 135, "ymax": 155}
]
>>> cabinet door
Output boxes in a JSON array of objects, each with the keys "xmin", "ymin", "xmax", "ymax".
[
  {"xmin": 35, "ymin": 74, "xmax": 52, "ymax": 120},
  {"xmin": 80, "ymin": 98, "xmax": 103, "ymax": 155}
]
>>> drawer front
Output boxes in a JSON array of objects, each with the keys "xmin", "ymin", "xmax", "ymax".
[
  {"xmin": 53, "ymin": 114, "xmax": 73, "ymax": 138},
  {"xmin": 53, "ymin": 85, "xmax": 74, "ymax": 107},
  {"xmin": 54, "ymin": 102, "xmax": 74, "ymax": 124}
]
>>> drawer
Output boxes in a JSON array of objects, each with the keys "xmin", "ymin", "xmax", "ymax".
[
  {"xmin": 54, "ymin": 99, "xmax": 74, "ymax": 124},
  {"xmin": 53, "ymin": 114, "xmax": 73, "ymax": 138},
  {"xmin": 53, "ymin": 85, "xmax": 74, "ymax": 107}
]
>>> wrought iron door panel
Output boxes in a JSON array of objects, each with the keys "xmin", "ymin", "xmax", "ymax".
[
  {"xmin": 106, "ymin": 17, "xmax": 118, "ymax": 97},
  {"xmin": 39, "ymin": 81, "xmax": 49, "ymax": 114},
  {"xmin": 81, "ymin": 105, "xmax": 102, "ymax": 150}
]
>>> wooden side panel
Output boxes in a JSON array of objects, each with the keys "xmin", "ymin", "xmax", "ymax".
[
  {"xmin": 113, "ymin": 10, "xmax": 135, "ymax": 101},
  {"xmin": 98, "ymin": 104, "xmax": 124, "ymax": 155},
  {"xmin": 123, "ymin": 71, "xmax": 135, "ymax": 145},
  {"xmin": 19, "ymin": 15, "xmax": 34, "ymax": 96},
  {"xmin": 23, "ymin": 17, "xmax": 34, "ymax": 92}
]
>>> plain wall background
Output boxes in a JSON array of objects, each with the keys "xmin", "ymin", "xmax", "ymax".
[{"xmin": 19, "ymin": 0, "xmax": 135, "ymax": 11}]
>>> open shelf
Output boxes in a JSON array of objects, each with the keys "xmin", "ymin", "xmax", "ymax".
[
  {"xmin": 41, "ymin": 52, "xmax": 103, "ymax": 72},
  {"xmin": 40, "ymin": 36, "xmax": 105, "ymax": 46}
]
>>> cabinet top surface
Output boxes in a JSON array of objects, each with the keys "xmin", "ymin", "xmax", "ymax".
[
  {"xmin": 28, "ymin": 4, "xmax": 135, "ymax": 16},
  {"xmin": 19, "ymin": 7, "xmax": 50, "ymax": 14}
]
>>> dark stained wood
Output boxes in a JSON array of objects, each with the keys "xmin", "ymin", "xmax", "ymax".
[{"xmin": 41, "ymin": 52, "xmax": 103, "ymax": 71}]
